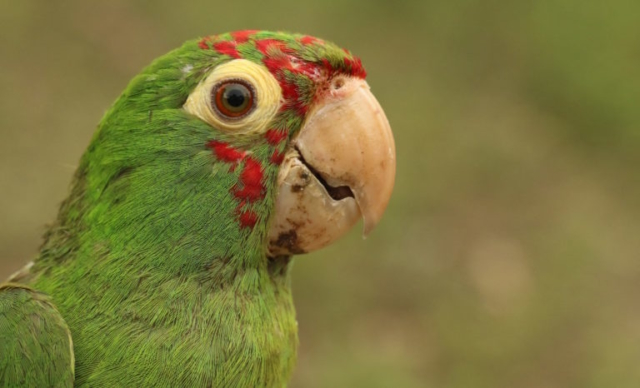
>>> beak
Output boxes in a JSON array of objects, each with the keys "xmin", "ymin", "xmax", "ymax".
[{"xmin": 268, "ymin": 77, "xmax": 396, "ymax": 256}]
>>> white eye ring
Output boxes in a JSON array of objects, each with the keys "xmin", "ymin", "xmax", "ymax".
[{"xmin": 184, "ymin": 59, "xmax": 281, "ymax": 135}]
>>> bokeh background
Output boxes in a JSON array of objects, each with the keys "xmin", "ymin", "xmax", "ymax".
[{"xmin": 1, "ymin": 1, "xmax": 639, "ymax": 387}]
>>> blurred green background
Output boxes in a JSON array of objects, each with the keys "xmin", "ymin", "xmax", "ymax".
[{"xmin": 1, "ymin": 1, "xmax": 639, "ymax": 387}]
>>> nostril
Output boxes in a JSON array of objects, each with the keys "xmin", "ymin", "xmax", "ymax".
[{"xmin": 332, "ymin": 77, "xmax": 346, "ymax": 90}]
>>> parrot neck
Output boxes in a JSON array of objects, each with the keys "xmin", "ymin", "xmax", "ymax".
[{"xmin": 30, "ymin": 152, "xmax": 299, "ymax": 387}]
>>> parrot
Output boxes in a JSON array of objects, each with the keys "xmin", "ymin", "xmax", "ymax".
[{"xmin": 0, "ymin": 30, "xmax": 395, "ymax": 387}]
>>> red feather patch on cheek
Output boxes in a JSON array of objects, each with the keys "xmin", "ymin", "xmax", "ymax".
[
  {"xmin": 207, "ymin": 141, "xmax": 246, "ymax": 163},
  {"xmin": 233, "ymin": 158, "xmax": 265, "ymax": 202},
  {"xmin": 207, "ymin": 141, "xmax": 266, "ymax": 230},
  {"xmin": 238, "ymin": 210, "xmax": 258, "ymax": 229},
  {"xmin": 270, "ymin": 150, "xmax": 285, "ymax": 165},
  {"xmin": 265, "ymin": 129, "xmax": 288, "ymax": 145}
]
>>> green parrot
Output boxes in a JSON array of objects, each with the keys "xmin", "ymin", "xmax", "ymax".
[{"xmin": 0, "ymin": 30, "xmax": 395, "ymax": 387}]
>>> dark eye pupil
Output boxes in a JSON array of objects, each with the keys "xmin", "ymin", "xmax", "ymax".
[
  {"xmin": 213, "ymin": 81, "xmax": 255, "ymax": 119},
  {"xmin": 225, "ymin": 87, "xmax": 246, "ymax": 108}
]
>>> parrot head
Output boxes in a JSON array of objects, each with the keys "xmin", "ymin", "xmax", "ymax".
[
  {"xmin": 80, "ymin": 30, "xmax": 395, "ymax": 266},
  {"xmin": 18, "ymin": 31, "xmax": 395, "ymax": 387}
]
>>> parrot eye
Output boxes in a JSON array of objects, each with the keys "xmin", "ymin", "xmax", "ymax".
[
  {"xmin": 212, "ymin": 80, "xmax": 255, "ymax": 119},
  {"xmin": 183, "ymin": 59, "xmax": 280, "ymax": 135}
]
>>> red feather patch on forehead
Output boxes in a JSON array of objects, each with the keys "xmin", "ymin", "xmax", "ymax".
[
  {"xmin": 255, "ymin": 39, "xmax": 294, "ymax": 55},
  {"xmin": 212, "ymin": 41, "xmax": 240, "ymax": 59},
  {"xmin": 231, "ymin": 30, "xmax": 259, "ymax": 43},
  {"xmin": 299, "ymin": 35, "xmax": 323, "ymax": 46},
  {"xmin": 200, "ymin": 31, "xmax": 367, "ymax": 79},
  {"xmin": 200, "ymin": 31, "xmax": 367, "ymax": 116}
]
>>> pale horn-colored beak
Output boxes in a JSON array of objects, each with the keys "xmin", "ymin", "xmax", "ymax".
[{"xmin": 267, "ymin": 77, "xmax": 396, "ymax": 256}]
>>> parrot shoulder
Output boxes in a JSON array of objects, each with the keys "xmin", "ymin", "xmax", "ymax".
[{"xmin": 0, "ymin": 283, "xmax": 74, "ymax": 387}]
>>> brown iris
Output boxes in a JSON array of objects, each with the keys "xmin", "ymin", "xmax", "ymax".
[{"xmin": 211, "ymin": 80, "xmax": 255, "ymax": 119}]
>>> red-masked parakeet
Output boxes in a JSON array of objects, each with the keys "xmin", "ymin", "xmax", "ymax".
[{"xmin": 1, "ymin": 30, "xmax": 395, "ymax": 387}]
